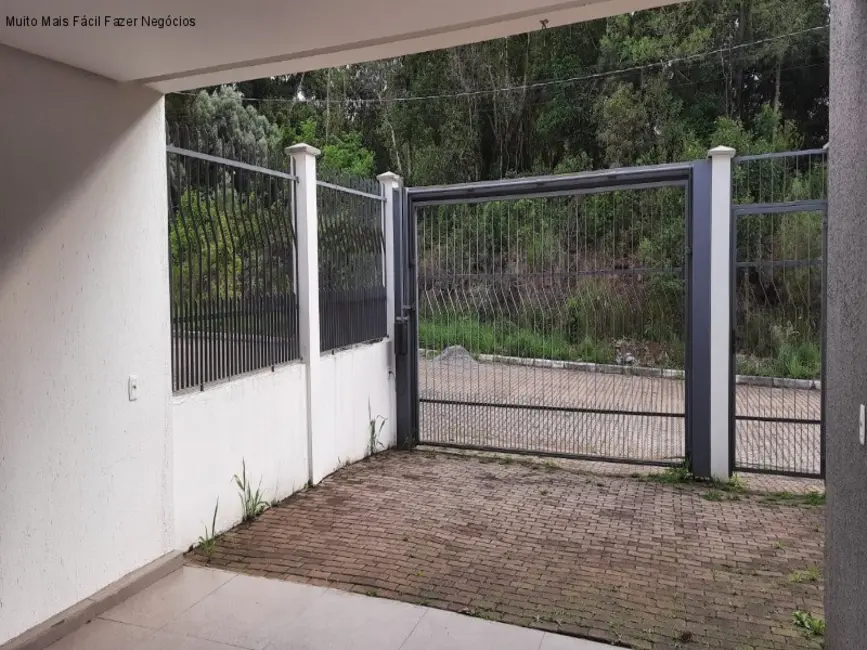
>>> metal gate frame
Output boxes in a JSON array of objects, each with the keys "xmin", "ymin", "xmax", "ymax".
[
  {"xmin": 728, "ymin": 197, "xmax": 828, "ymax": 478},
  {"xmin": 393, "ymin": 161, "xmax": 718, "ymax": 473}
]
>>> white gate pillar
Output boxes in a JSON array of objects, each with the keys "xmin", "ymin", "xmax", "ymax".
[
  {"xmin": 708, "ymin": 146, "xmax": 736, "ymax": 480},
  {"xmin": 287, "ymin": 143, "xmax": 327, "ymax": 485}
]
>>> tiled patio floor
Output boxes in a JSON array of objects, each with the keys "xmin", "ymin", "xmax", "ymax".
[
  {"xmin": 189, "ymin": 450, "xmax": 825, "ymax": 650},
  {"xmin": 47, "ymin": 566, "xmax": 612, "ymax": 650}
]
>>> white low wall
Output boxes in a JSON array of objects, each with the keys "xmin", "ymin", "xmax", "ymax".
[
  {"xmin": 172, "ymin": 363, "xmax": 309, "ymax": 550},
  {"xmin": 318, "ymin": 341, "xmax": 396, "ymax": 478}
]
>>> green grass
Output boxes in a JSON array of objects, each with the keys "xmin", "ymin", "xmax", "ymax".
[
  {"xmin": 420, "ymin": 314, "xmax": 819, "ymax": 380},
  {"xmin": 762, "ymin": 491, "xmax": 825, "ymax": 507},
  {"xmin": 419, "ymin": 317, "xmax": 613, "ymax": 364},
  {"xmin": 737, "ymin": 341, "xmax": 821, "ymax": 380}
]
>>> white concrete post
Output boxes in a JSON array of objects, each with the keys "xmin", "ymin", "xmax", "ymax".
[
  {"xmin": 708, "ymin": 145, "xmax": 736, "ymax": 479},
  {"xmin": 377, "ymin": 172, "xmax": 401, "ymax": 449},
  {"xmin": 287, "ymin": 143, "xmax": 325, "ymax": 485}
]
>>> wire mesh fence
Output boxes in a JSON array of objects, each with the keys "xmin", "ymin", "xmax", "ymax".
[
  {"xmin": 732, "ymin": 150, "xmax": 826, "ymax": 476},
  {"xmin": 166, "ymin": 126, "xmax": 300, "ymax": 391},
  {"xmin": 733, "ymin": 149, "xmax": 828, "ymax": 204},
  {"xmin": 317, "ymin": 171, "xmax": 387, "ymax": 352},
  {"xmin": 415, "ymin": 186, "xmax": 688, "ymax": 463}
]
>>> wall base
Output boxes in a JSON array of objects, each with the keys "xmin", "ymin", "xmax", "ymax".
[{"xmin": 0, "ymin": 552, "xmax": 183, "ymax": 650}]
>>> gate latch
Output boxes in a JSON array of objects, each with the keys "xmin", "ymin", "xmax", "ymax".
[{"xmin": 395, "ymin": 317, "xmax": 409, "ymax": 356}]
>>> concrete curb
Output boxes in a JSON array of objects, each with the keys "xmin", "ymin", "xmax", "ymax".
[{"xmin": 421, "ymin": 349, "xmax": 821, "ymax": 391}]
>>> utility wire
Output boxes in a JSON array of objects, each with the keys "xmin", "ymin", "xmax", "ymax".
[{"xmin": 170, "ymin": 25, "xmax": 828, "ymax": 106}]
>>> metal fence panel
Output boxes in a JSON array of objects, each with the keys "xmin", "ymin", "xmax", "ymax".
[
  {"xmin": 317, "ymin": 172, "xmax": 388, "ymax": 352},
  {"xmin": 166, "ymin": 126, "xmax": 300, "ymax": 391}
]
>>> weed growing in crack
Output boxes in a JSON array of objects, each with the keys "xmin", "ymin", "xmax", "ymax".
[
  {"xmin": 368, "ymin": 401, "xmax": 387, "ymax": 458},
  {"xmin": 788, "ymin": 567, "xmax": 821, "ymax": 584},
  {"xmin": 197, "ymin": 498, "xmax": 219, "ymax": 561},
  {"xmin": 792, "ymin": 611, "xmax": 825, "ymax": 637},
  {"xmin": 234, "ymin": 459, "xmax": 268, "ymax": 522}
]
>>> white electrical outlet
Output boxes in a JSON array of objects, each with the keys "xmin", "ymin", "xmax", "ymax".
[
  {"xmin": 860, "ymin": 404, "xmax": 865, "ymax": 445},
  {"xmin": 128, "ymin": 375, "xmax": 139, "ymax": 402}
]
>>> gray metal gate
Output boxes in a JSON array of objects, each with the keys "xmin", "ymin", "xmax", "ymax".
[
  {"xmin": 730, "ymin": 150, "xmax": 827, "ymax": 478},
  {"xmin": 394, "ymin": 164, "xmax": 706, "ymax": 466}
]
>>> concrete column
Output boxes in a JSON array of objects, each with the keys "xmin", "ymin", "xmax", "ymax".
[
  {"xmin": 286, "ymin": 143, "xmax": 326, "ymax": 485},
  {"xmin": 708, "ymin": 146, "xmax": 735, "ymax": 480},
  {"xmin": 378, "ymin": 172, "xmax": 402, "ymax": 449},
  {"xmin": 826, "ymin": 2, "xmax": 867, "ymax": 647}
]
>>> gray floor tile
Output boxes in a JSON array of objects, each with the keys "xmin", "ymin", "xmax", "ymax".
[
  {"xmin": 263, "ymin": 588, "xmax": 425, "ymax": 650},
  {"xmin": 100, "ymin": 567, "xmax": 235, "ymax": 629},
  {"xmin": 46, "ymin": 618, "xmax": 152, "ymax": 650},
  {"xmin": 134, "ymin": 629, "xmax": 252, "ymax": 650},
  {"xmin": 399, "ymin": 608, "xmax": 543, "ymax": 650},
  {"xmin": 539, "ymin": 633, "xmax": 616, "ymax": 650},
  {"xmin": 164, "ymin": 574, "xmax": 328, "ymax": 650}
]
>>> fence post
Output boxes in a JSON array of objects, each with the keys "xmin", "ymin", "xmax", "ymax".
[
  {"xmin": 287, "ymin": 143, "xmax": 325, "ymax": 485},
  {"xmin": 378, "ymin": 172, "xmax": 402, "ymax": 448},
  {"xmin": 708, "ymin": 145, "xmax": 736, "ymax": 480}
]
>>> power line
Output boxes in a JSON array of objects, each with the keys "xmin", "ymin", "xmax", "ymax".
[{"xmin": 171, "ymin": 24, "xmax": 828, "ymax": 106}]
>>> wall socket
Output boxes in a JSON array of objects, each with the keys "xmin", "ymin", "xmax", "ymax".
[{"xmin": 860, "ymin": 404, "xmax": 865, "ymax": 445}]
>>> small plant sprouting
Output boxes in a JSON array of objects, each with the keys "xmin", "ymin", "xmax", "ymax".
[
  {"xmin": 792, "ymin": 611, "xmax": 825, "ymax": 637},
  {"xmin": 788, "ymin": 567, "xmax": 821, "ymax": 584},
  {"xmin": 234, "ymin": 459, "xmax": 268, "ymax": 523},
  {"xmin": 197, "ymin": 498, "xmax": 219, "ymax": 561},
  {"xmin": 368, "ymin": 401, "xmax": 387, "ymax": 458}
]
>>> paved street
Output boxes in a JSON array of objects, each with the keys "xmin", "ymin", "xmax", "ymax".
[{"xmin": 419, "ymin": 354, "xmax": 821, "ymax": 474}]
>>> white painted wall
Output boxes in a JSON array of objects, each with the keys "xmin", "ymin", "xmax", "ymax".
[
  {"xmin": 172, "ymin": 364, "xmax": 309, "ymax": 550},
  {"xmin": 0, "ymin": 45, "xmax": 172, "ymax": 644},
  {"xmin": 318, "ymin": 341, "xmax": 396, "ymax": 479}
]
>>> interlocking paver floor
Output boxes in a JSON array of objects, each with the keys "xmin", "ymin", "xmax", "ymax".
[
  {"xmin": 419, "ymin": 356, "xmax": 822, "ymax": 474},
  {"xmin": 189, "ymin": 451, "xmax": 825, "ymax": 650}
]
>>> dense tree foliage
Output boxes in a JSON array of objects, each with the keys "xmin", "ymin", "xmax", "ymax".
[
  {"xmin": 166, "ymin": 0, "xmax": 829, "ymax": 377},
  {"xmin": 166, "ymin": 0, "xmax": 828, "ymax": 183}
]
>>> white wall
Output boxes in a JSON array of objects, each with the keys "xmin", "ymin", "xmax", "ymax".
[
  {"xmin": 0, "ymin": 45, "xmax": 172, "ymax": 644},
  {"xmin": 172, "ymin": 364, "xmax": 309, "ymax": 550},
  {"xmin": 317, "ymin": 341, "xmax": 396, "ymax": 479}
]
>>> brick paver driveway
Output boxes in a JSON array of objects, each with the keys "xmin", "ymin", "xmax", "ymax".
[
  {"xmin": 419, "ymin": 355, "xmax": 822, "ymax": 475},
  {"xmin": 190, "ymin": 451, "xmax": 824, "ymax": 650}
]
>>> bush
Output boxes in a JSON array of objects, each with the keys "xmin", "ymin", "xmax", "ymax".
[{"xmin": 566, "ymin": 280, "xmax": 629, "ymax": 343}]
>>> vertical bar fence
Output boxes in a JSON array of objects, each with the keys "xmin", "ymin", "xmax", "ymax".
[
  {"xmin": 166, "ymin": 126, "xmax": 300, "ymax": 392},
  {"xmin": 317, "ymin": 170, "xmax": 388, "ymax": 352}
]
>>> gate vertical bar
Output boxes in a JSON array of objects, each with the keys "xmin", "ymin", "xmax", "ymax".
[
  {"xmin": 820, "ymin": 202, "xmax": 828, "ymax": 478},
  {"xmin": 688, "ymin": 159, "xmax": 713, "ymax": 478},
  {"xmin": 407, "ymin": 194, "xmax": 420, "ymax": 446},
  {"xmin": 393, "ymin": 186, "xmax": 412, "ymax": 448}
]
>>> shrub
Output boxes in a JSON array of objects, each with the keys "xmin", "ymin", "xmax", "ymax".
[{"xmin": 566, "ymin": 279, "xmax": 629, "ymax": 343}]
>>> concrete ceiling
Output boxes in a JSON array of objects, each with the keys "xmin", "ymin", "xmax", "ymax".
[{"xmin": 0, "ymin": 0, "xmax": 682, "ymax": 92}]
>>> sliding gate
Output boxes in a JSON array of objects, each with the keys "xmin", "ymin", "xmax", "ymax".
[{"xmin": 395, "ymin": 164, "xmax": 704, "ymax": 465}]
